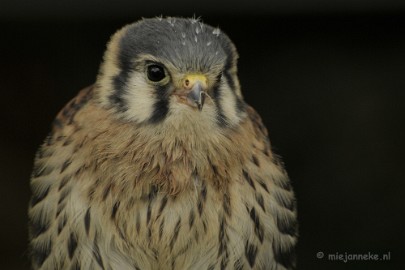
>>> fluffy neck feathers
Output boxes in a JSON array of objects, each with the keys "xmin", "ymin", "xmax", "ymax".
[{"xmin": 78, "ymin": 100, "xmax": 252, "ymax": 195}]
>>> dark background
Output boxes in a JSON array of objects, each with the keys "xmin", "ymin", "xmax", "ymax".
[{"xmin": 1, "ymin": 1, "xmax": 404, "ymax": 269}]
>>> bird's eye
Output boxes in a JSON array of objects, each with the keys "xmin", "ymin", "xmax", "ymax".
[{"xmin": 147, "ymin": 64, "xmax": 166, "ymax": 82}]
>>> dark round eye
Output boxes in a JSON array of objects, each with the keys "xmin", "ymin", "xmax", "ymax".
[{"xmin": 147, "ymin": 64, "xmax": 166, "ymax": 82}]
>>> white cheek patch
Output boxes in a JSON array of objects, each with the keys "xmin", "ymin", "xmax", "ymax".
[{"xmin": 124, "ymin": 73, "xmax": 156, "ymax": 123}]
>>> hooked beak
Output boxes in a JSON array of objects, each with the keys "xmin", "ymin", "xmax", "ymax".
[
  {"xmin": 187, "ymin": 82, "xmax": 206, "ymax": 111},
  {"xmin": 180, "ymin": 74, "xmax": 207, "ymax": 111}
]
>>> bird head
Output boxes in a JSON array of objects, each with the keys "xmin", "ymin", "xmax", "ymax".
[{"xmin": 95, "ymin": 17, "xmax": 246, "ymax": 130}]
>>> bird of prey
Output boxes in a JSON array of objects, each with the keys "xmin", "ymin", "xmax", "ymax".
[{"xmin": 29, "ymin": 17, "xmax": 297, "ymax": 270}]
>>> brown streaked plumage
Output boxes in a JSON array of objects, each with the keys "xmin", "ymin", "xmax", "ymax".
[{"xmin": 29, "ymin": 17, "xmax": 297, "ymax": 270}]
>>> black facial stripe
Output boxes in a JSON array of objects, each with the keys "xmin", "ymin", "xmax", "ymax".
[
  {"xmin": 221, "ymin": 72, "xmax": 246, "ymax": 117},
  {"xmin": 236, "ymin": 97, "xmax": 246, "ymax": 114},
  {"xmin": 110, "ymin": 35, "xmax": 138, "ymax": 111},
  {"xmin": 212, "ymin": 84, "xmax": 229, "ymax": 127},
  {"xmin": 149, "ymin": 85, "xmax": 170, "ymax": 123},
  {"xmin": 223, "ymin": 71, "xmax": 235, "ymax": 92},
  {"xmin": 223, "ymin": 54, "xmax": 236, "ymax": 92},
  {"xmin": 222, "ymin": 53, "xmax": 246, "ymax": 116},
  {"xmin": 111, "ymin": 71, "xmax": 129, "ymax": 112}
]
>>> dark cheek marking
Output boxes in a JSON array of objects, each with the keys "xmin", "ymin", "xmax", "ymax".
[
  {"xmin": 111, "ymin": 71, "xmax": 130, "ymax": 112},
  {"xmin": 236, "ymin": 98, "xmax": 246, "ymax": 114},
  {"xmin": 223, "ymin": 71, "xmax": 235, "ymax": 91},
  {"xmin": 149, "ymin": 85, "xmax": 170, "ymax": 124},
  {"xmin": 213, "ymin": 85, "xmax": 229, "ymax": 127},
  {"xmin": 222, "ymin": 71, "xmax": 246, "ymax": 117},
  {"xmin": 151, "ymin": 99, "xmax": 169, "ymax": 121}
]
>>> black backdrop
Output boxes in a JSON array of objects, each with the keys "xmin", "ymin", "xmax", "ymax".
[{"xmin": 1, "ymin": 2, "xmax": 404, "ymax": 269}]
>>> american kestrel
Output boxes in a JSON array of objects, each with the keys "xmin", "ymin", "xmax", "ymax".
[{"xmin": 29, "ymin": 17, "xmax": 297, "ymax": 270}]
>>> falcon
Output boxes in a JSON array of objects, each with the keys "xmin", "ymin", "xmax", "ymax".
[{"xmin": 29, "ymin": 17, "xmax": 298, "ymax": 270}]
